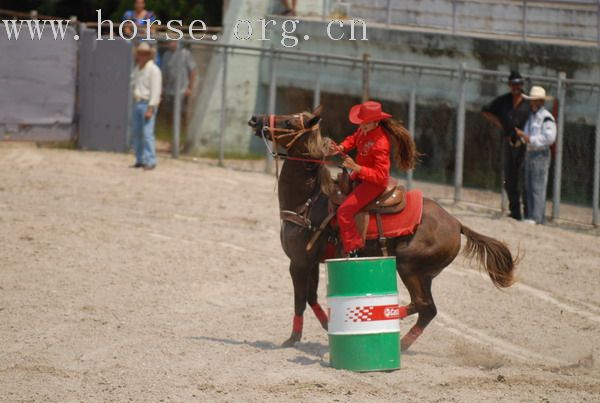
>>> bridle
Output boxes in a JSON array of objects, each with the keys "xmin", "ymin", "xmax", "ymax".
[
  {"xmin": 258, "ymin": 113, "xmax": 348, "ymax": 247},
  {"xmin": 260, "ymin": 113, "xmax": 325, "ymax": 177}
]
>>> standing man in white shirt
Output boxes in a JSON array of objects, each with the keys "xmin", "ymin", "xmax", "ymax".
[
  {"xmin": 515, "ymin": 86, "xmax": 557, "ymax": 224},
  {"xmin": 131, "ymin": 42, "xmax": 162, "ymax": 170}
]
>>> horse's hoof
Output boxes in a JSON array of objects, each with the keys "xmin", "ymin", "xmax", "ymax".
[
  {"xmin": 320, "ymin": 321, "xmax": 328, "ymax": 331},
  {"xmin": 281, "ymin": 331, "xmax": 302, "ymax": 347}
]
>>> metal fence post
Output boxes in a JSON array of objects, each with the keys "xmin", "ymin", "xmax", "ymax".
[
  {"xmin": 522, "ymin": 0, "xmax": 528, "ymax": 42},
  {"xmin": 386, "ymin": 0, "xmax": 393, "ymax": 26},
  {"xmin": 322, "ymin": 0, "xmax": 330, "ymax": 21},
  {"xmin": 452, "ymin": 0, "xmax": 457, "ymax": 34},
  {"xmin": 597, "ymin": 0, "xmax": 600, "ymax": 47},
  {"xmin": 552, "ymin": 72, "xmax": 566, "ymax": 220},
  {"xmin": 172, "ymin": 41, "xmax": 183, "ymax": 159},
  {"xmin": 313, "ymin": 60, "xmax": 322, "ymax": 110},
  {"xmin": 593, "ymin": 94, "xmax": 600, "ymax": 226},
  {"xmin": 266, "ymin": 50, "xmax": 277, "ymax": 174},
  {"xmin": 218, "ymin": 47, "xmax": 228, "ymax": 167},
  {"xmin": 454, "ymin": 63, "xmax": 467, "ymax": 202},
  {"xmin": 362, "ymin": 53, "xmax": 370, "ymax": 102},
  {"xmin": 407, "ymin": 80, "xmax": 417, "ymax": 190}
]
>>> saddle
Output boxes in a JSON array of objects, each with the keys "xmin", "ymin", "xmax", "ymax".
[
  {"xmin": 329, "ymin": 177, "xmax": 407, "ymax": 214},
  {"xmin": 306, "ymin": 170, "xmax": 407, "ymax": 256}
]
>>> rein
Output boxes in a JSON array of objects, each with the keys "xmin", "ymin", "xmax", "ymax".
[{"xmin": 276, "ymin": 153, "xmax": 339, "ymax": 166}]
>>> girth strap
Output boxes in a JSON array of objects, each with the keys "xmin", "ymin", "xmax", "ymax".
[{"xmin": 306, "ymin": 211, "xmax": 336, "ymax": 251}]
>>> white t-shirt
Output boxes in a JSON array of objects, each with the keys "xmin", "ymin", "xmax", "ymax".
[{"xmin": 132, "ymin": 60, "xmax": 162, "ymax": 107}]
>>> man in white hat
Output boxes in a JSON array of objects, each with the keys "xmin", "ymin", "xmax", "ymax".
[
  {"xmin": 131, "ymin": 41, "xmax": 162, "ymax": 170},
  {"xmin": 515, "ymin": 86, "xmax": 557, "ymax": 224}
]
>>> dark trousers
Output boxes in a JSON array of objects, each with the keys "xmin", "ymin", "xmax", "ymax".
[{"xmin": 503, "ymin": 142, "xmax": 527, "ymax": 220}]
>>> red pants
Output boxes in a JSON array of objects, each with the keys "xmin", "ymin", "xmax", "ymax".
[{"xmin": 338, "ymin": 181, "xmax": 386, "ymax": 253}]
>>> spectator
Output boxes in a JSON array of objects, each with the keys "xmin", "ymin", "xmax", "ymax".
[
  {"xmin": 131, "ymin": 42, "xmax": 162, "ymax": 170},
  {"xmin": 122, "ymin": 0, "xmax": 156, "ymax": 39},
  {"xmin": 281, "ymin": 0, "xmax": 298, "ymax": 16},
  {"xmin": 161, "ymin": 41, "xmax": 197, "ymax": 127},
  {"xmin": 482, "ymin": 71, "xmax": 531, "ymax": 220},
  {"xmin": 515, "ymin": 86, "xmax": 556, "ymax": 225}
]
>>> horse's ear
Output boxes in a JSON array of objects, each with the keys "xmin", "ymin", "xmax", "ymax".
[
  {"xmin": 312, "ymin": 105, "xmax": 323, "ymax": 118},
  {"xmin": 306, "ymin": 115, "xmax": 322, "ymax": 128}
]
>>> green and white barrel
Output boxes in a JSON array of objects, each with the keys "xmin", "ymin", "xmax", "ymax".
[{"xmin": 326, "ymin": 256, "xmax": 401, "ymax": 372}]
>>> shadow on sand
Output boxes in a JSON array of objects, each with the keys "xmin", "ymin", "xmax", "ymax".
[{"xmin": 187, "ymin": 335, "xmax": 329, "ymax": 362}]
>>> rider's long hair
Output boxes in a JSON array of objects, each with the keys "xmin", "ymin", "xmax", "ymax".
[{"xmin": 380, "ymin": 118, "xmax": 421, "ymax": 171}]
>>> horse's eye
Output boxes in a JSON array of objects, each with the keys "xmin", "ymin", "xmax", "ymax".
[{"xmin": 284, "ymin": 120, "xmax": 292, "ymax": 128}]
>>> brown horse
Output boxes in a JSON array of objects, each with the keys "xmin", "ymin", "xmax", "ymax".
[{"xmin": 248, "ymin": 107, "xmax": 518, "ymax": 351}]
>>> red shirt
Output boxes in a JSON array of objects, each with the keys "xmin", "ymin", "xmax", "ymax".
[{"xmin": 340, "ymin": 126, "xmax": 390, "ymax": 187}]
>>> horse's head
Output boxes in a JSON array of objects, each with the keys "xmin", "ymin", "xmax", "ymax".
[{"xmin": 248, "ymin": 106, "xmax": 326, "ymax": 157}]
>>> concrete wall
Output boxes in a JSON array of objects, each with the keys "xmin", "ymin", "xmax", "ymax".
[
  {"xmin": 264, "ymin": 16, "xmax": 600, "ymax": 122},
  {"xmin": 344, "ymin": 0, "xmax": 599, "ymax": 43},
  {"xmin": 186, "ymin": 0, "xmax": 324, "ymax": 155},
  {"xmin": 186, "ymin": 0, "xmax": 270, "ymax": 155},
  {"xmin": 263, "ymin": 17, "xmax": 600, "ymax": 204},
  {"xmin": 186, "ymin": 4, "xmax": 599, "ymax": 204}
]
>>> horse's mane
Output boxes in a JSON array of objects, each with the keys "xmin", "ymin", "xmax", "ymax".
[{"xmin": 304, "ymin": 122, "xmax": 336, "ymax": 197}]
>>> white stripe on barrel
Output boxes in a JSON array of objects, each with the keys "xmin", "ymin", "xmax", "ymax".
[{"xmin": 328, "ymin": 294, "xmax": 401, "ymax": 335}]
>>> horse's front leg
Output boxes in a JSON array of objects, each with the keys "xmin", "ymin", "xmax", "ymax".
[
  {"xmin": 282, "ymin": 261, "xmax": 310, "ymax": 347},
  {"xmin": 307, "ymin": 263, "xmax": 328, "ymax": 331}
]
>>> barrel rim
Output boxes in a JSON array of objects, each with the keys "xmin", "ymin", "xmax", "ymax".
[
  {"xmin": 328, "ymin": 329, "xmax": 400, "ymax": 336},
  {"xmin": 325, "ymin": 256, "xmax": 397, "ymax": 263},
  {"xmin": 327, "ymin": 293, "xmax": 399, "ymax": 299}
]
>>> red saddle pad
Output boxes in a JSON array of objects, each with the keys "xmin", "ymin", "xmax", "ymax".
[{"xmin": 365, "ymin": 189, "xmax": 423, "ymax": 239}]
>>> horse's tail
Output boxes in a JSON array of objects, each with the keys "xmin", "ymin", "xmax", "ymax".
[{"xmin": 460, "ymin": 224, "xmax": 518, "ymax": 288}]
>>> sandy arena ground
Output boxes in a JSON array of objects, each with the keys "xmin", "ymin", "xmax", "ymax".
[{"xmin": 1, "ymin": 144, "xmax": 599, "ymax": 402}]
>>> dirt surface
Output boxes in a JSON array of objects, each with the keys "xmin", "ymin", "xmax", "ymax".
[{"xmin": 1, "ymin": 144, "xmax": 599, "ymax": 402}]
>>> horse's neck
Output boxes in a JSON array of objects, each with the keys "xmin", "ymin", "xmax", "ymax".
[{"xmin": 278, "ymin": 161, "xmax": 319, "ymax": 211}]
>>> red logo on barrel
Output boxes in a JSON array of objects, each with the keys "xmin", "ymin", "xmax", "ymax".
[
  {"xmin": 384, "ymin": 306, "xmax": 400, "ymax": 318},
  {"xmin": 346, "ymin": 304, "xmax": 400, "ymax": 322}
]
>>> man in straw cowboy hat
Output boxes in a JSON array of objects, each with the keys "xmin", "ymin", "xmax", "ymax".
[
  {"xmin": 515, "ymin": 86, "xmax": 557, "ymax": 225},
  {"xmin": 481, "ymin": 71, "xmax": 531, "ymax": 221},
  {"xmin": 131, "ymin": 41, "xmax": 162, "ymax": 170}
]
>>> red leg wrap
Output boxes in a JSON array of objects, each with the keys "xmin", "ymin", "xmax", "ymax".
[
  {"xmin": 401, "ymin": 325, "xmax": 423, "ymax": 352},
  {"xmin": 398, "ymin": 305, "xmax": 408, "ymax": 319},
  {"xmin": 310, "ymin": 303, "xmax": 328, "ymax": 326},
  {"xmin": 292, "ymin": 315, "xmax": 303, "ymax": 333}
]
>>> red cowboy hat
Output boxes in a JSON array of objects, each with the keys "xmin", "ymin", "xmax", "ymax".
[{"xmin": 349, "ymin": 101, "xmax": 392, "ymax": 124}]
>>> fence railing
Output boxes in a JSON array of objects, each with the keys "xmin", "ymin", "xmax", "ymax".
[
  {"xmin": 174, "ymin": 39, "xmax": 600, "ymax": 226},
  {"xmin": 312, "ymin": 0, "xmax": 600, "ymax": 46}
]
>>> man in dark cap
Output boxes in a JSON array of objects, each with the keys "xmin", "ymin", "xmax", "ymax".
[{"xmin": 482, "ymin": 71, "xmax": 531, "ymax": 220}]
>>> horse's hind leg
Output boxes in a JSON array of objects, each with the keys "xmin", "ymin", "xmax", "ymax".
[
  {"xmin": 399, "ymin": 274, "xmax": 436, "ymax": 352},
  {"xmin": 282, "ymin": 261, "xmax": 310, "ymax": 347},
  {"xmin": 307, "ymin": 263, "xmax": 328, "ymax": 331}
]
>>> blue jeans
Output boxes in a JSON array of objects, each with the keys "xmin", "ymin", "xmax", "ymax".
[
  {"xmin": 131, "ymin": 101, "xmax": 157, "ymax": 166},
  {"xmin": 524, "ymin": 148, "xmax": 551, "ymax": 224}
]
